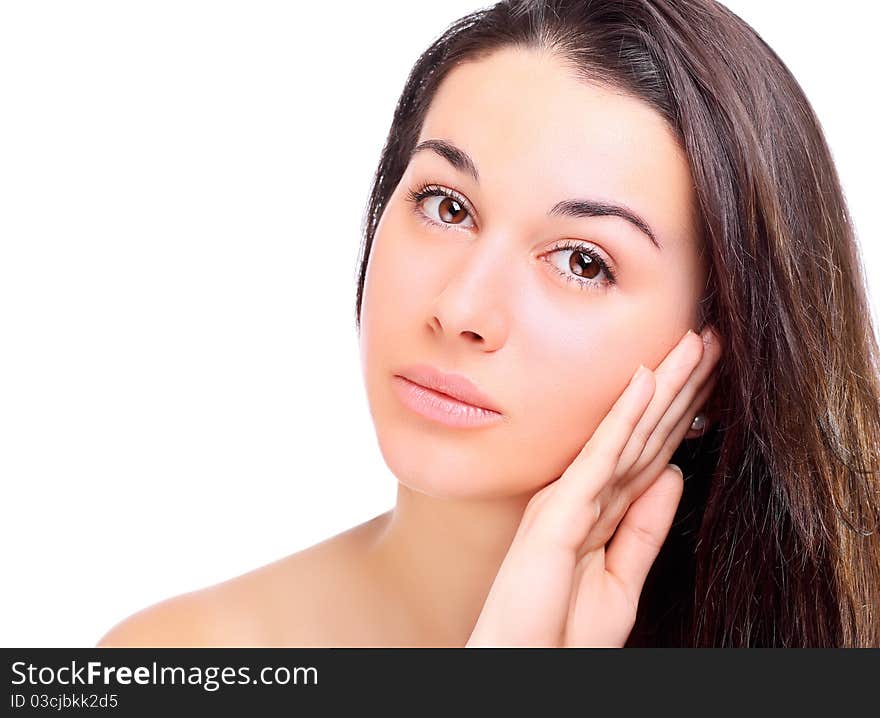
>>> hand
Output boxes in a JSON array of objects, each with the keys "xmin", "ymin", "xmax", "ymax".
[{"xmin": 466, "ymin": 327, "xmax": 722, "ymax": 647}]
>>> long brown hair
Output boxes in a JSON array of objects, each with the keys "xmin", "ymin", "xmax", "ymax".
[{"xmin": 353, "ymin": 0, "xmax": 880, "ymax": 646}]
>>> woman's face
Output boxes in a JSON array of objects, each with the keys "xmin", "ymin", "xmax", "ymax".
[{"xmin": 359, "ymin": 47, "xmax": 708, "ymax": 500}]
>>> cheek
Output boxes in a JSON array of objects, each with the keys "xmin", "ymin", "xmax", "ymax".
[
  {"xmin": 510, "ymin": 308, "xmax": 642, "ymax": 477},
  {"xmin": 358, "ymin": 214, "xmax": 437, "ymax": 417},
  {"xmin": 510, "ymin": 289, "xmax": 691, "ymax": 482},
  {"xmin": 360, "ymin": 211, "xmax": 433, "ymax": 332}
]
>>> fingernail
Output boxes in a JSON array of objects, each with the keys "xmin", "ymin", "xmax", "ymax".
[{"xmin": 669, "ymin": 463, "xmax": 682, "ymax": 476}]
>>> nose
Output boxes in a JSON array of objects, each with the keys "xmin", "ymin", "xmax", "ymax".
[
  {"xmin": 429, "ymin": 317, "xmax": 492, "ymax": 346},
  {"xmin": 427, "ymin": 242, "xmax": 512, "ymax": 351}
]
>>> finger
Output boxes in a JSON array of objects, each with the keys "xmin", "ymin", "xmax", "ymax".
[
  {"xmin": 628, "ymin": 328, "xmax": 722, "ymax": 477},
  {"xmin": 614, "ymin": 329, "xmax": 705, "ymax": 477},
  {"xmin": 533, "ymin": 364, "xmax": 656, "ymax": 550},
  {"xmin": 583, "ymin": 367, "xmax": 718, "ymax": 552},
  {"xmin": 603, "ymin": 464, "xmax": 684, "ymax": 607},
  {"xmin": 634, "ymin": 365, "xmax": 719, "ymax": 489}
]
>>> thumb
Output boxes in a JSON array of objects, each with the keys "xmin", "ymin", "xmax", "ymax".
[{"xmin": 603, "ymin": 464, "xmax": 684, "ymax": 602}]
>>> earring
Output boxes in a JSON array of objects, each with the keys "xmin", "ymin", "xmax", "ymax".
[{"xmin": 690, "ymin": 413, "xmax": 708, "ymax": 433}]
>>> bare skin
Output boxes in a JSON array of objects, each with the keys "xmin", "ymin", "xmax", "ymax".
[
  {"xmin": 98, "ymin": 46, "xmax": 720, "ymax": 648},
  {"xmin": 97, "ymin": 510, "xmax": 500, "ymax": 647},
  {"xmin": 98, "ymin": 330, "xmax": 719, "ymax": 648}
]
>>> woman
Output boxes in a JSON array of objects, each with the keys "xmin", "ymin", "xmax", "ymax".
[{"xmin": 98, "ymin": 0, "xmax": 880, "ymax": 647}]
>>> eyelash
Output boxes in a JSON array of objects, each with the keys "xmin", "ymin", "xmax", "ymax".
[{"xmin": 404, "ymin": 182, "xmax": 618, "ymax": 291}]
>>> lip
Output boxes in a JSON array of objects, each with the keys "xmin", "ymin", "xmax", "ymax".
[
  {"xmin": 391, "ymin": 364, "xmax": 504, "ymax": 429},
  {"xmin": 395, "ymin": 364, "xmax": 502, "ymax": 413},
  {"xmin": 391, "ymin": 376, "xmax": 505, "ymax": 428}
]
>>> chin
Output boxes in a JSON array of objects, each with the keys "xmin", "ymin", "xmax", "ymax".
[{"xmin": 373, "ymin": 423, "xmax": 551, "ymax": 501}]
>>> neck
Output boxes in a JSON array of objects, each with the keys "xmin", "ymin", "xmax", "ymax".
[{"xmin": 367, "ymin": 482, "xmax": 532, "ymax": 647}]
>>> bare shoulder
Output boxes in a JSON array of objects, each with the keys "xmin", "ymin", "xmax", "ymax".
[
  {"xmin": 96, "ymin": 512, "xmax": 394, "ymax": 648},
  {"xmin": 96, "ymin": 587, "xmax": 226, "ymax": 648}
]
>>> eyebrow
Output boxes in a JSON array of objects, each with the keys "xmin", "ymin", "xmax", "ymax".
[{"xmin": 409, "ymin": 138, "xmax": 662, "ymax": 250}]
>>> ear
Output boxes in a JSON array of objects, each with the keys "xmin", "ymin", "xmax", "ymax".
[
  {"xmin": 683, "ymin": 395, "xmax": 718, "ymax": 439},
  {"xmin": 684, "ymin": 323, "xmax": 724, "ymax": 439}
]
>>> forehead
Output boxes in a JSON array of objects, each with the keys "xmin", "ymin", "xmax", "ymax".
[{"xmin": 416, "ymin": 47, "xmax": 699, "ymax": 250}]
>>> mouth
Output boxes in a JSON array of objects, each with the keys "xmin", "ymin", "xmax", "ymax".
[
  {"xmin": 394, "ymin": 364, "xmax": 502, "ymax": 413},
  {"xmin": 391, "ymin": 371, "xmax": 504, "ymax": 429}
]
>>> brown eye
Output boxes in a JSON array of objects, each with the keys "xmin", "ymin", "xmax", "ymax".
[
  {"xmin": 569, "ymin": 250, "xmax": 601, "ymax": 280},
  {"xmin": 437, "ymin": 196, "xmax": 469, "ymax": 224},
  {"xmin": 543, "ymin": 241, "xmax": 617, "ymax": 292},
  {"xmin": 406, "ymin": 184, "xmax": 477, "ymax": 231}
]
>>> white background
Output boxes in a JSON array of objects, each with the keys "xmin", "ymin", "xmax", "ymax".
[{"xmin": 1, "ymin": 1, "xmax": 877, "ymax": 647}]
